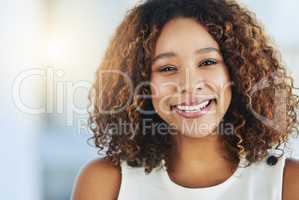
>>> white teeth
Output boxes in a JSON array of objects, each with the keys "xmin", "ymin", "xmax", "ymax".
[{"xmin": 176, "ymin": 99, "xmax": 211, "ymax": 112}]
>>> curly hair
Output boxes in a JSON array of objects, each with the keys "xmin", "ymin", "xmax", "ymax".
[{"xmin": 88, "ymin": 0, "xmax": 299, "ymax": 173}]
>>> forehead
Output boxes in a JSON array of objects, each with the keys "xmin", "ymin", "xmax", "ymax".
[{"xmin": 154, "ymin": 17, "xmax": 219, "ymax": 55}]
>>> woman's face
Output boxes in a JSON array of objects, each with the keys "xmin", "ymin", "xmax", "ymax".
[{"xmin": 150, "ymin": 17, "xmax": 232, "ymax": 138}]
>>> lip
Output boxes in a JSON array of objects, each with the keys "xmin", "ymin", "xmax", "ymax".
[
  {"xmin": 172, "ymin": 99, "xmax": 215, "ymax": 119},
  {"xmin": 171, "ymin": 97, "xmax": 217, "ymax": 108}
]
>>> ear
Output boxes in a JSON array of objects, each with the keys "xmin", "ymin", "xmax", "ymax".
[{"xmin": 282, "ymin": 158, "xmax": 299, "ymax": 200}]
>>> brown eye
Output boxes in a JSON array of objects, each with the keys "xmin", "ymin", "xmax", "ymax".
[
  {"xmin": 199, "ymin": 59, "xmax": 217, "ymax": 67},
  {"xmin": 158, "ymin": 65, "xmax": 177, "ymax": 72}
]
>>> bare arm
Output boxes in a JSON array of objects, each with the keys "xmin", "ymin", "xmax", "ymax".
[
  {"xmin": 71, "ymin": 158, "xmax": 121, "ymax": 200},
  {"xmin": 283, "ymin": 158, "xmax": 299, "ymax": 200}
]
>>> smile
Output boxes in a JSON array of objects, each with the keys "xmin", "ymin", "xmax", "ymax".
[{"xmin": 171, "ymin": 98, "xmax": 215, "ymax": 119}]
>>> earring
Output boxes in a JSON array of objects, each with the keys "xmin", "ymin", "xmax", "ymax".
[{"xmin": 266, "ymin": 144, "xmax": 284, "ymax": 166}]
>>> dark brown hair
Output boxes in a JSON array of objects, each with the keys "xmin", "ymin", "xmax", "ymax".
[{"xmin": 88, "ymin": 0, "xmax": 299, "ymax": 173}]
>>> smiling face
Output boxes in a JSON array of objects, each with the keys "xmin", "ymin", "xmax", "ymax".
[{"xmin": 150, "ymin": 17, "xmax": 232, "ymax": 138}]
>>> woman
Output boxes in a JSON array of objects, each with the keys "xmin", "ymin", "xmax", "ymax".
[{"xmin": 72, "ymin": 0, "xmax": 299, "ymax": 199}]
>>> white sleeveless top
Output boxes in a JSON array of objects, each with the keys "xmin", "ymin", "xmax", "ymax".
[{"xmin": 117, "ymin": 153, "xmax": 287, "ymax": 200}]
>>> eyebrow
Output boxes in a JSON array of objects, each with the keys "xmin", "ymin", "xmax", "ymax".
[{"xmin": 152, "ymin": 47, "xmax": 221, "ymax": 63}]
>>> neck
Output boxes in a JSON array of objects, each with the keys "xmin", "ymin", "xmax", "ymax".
[{"xmin": 165, "ymin": 133, "xmax": 238, "ymax": 184}]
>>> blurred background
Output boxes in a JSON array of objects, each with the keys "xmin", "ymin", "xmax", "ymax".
[{"xmin": 0, "ymin": 0, "xmax": 298, "ymax": 199}]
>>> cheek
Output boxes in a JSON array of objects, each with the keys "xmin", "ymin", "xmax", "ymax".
[
  {"xmin": 151, "ymin": 74, "xmax": 173, "ymax": 95},
  {"xmin": 150, "ymin": 77, "xmax": 163, "ymax": 112},
  {"xmin": 213, "ymin": 72, "xmax": 232, "ymax": 113},
  {"xmin": 221, "ymin": 85, "xmax": 232, "ymax": 111},
  {"xmin": 150, "ymin": 76, "xmax": 176, "ymax": 113},
  {"xmin": 150, "ymin": 76, "xmax": 162, "ymax": 102}
]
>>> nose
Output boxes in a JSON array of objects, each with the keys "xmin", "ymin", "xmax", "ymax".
[{"xmin": 178, "ymin": 66, "xmax": 202, "ymax": 94}]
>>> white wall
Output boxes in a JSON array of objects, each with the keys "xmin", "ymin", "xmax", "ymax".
[{"xmin": 0, "ymin": 0, "xmax": 47, "ymax": 199}]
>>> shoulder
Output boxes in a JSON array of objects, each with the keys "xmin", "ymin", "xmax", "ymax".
[
  {"xmin": 283, "ymin": 157, "xmax": 299, "ymax": 200},
  {"xmin": 71, "ymin": 157, "xmax": 122, "ymax": 200}
]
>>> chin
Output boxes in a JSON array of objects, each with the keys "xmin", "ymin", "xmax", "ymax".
[
  {"xmin": 171, "ymin": 122, "xmax": 220, "ymax": 139},
  {"xmin": 180, "ymin": 132, "xmax": 215, "ymax": 139}
]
